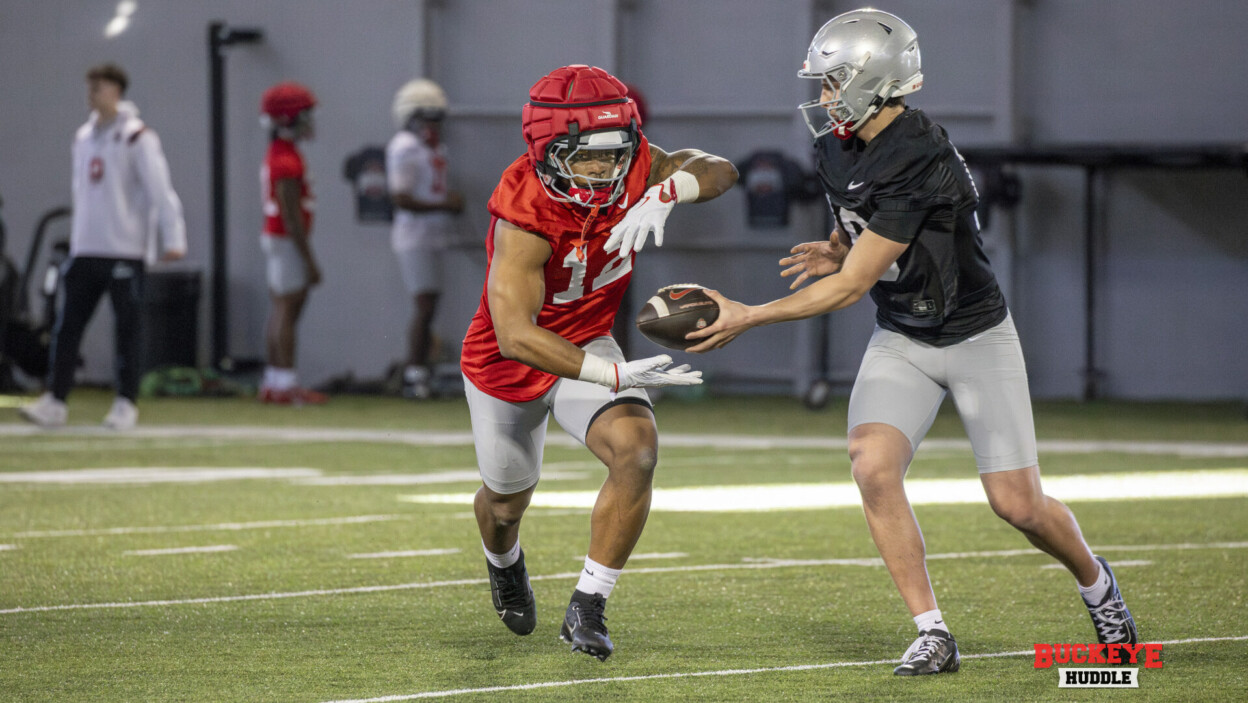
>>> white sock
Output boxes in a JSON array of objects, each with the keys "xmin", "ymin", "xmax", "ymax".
[
  {"xmin": 272, "ymin": 367, "xmax": 297, "ymax": 391},
  {"xmin": 575, "ymin": 556, "xmax": 621, "ymax": 598},
  {"xmin": 914, "ymin": 608, "xmax": 948, "ymax": 635},
  {"xmin": 1078, "ymin": 560, "xmax": 1112, "ymax": 604},
  {"xmin": 483, "ymin": 540, "xmax": 521, "ymax": 569}
]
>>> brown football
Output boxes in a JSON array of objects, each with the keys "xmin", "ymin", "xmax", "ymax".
[{"xmin": 635, "ymin": 284, "xmax": 719, "ymax": 350}]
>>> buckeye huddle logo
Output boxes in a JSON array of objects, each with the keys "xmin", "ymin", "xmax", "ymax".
[{"xmin": 1034, "ymin": 643, "xmax": 1163, "ymax": 689}]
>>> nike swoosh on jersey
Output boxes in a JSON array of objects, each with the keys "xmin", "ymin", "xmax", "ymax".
[{"xmin": 848, "ymin": 181, "xmax": 866, "ymax": 190}]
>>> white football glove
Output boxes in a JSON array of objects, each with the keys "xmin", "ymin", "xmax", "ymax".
[
  {"xmin": 616, "ymin": 354, "xmax": 702, "ymax": 390},
  {"xmin": 580, "ymin": 353, "xmax": 702, "ymax": 391},
  {"xmin": 605, "ymin": 171, "xmax": 700, "ymax": 259},
  {"xmin": 606, "ymin": 181, "xmax": 676, "ymax": 258}
]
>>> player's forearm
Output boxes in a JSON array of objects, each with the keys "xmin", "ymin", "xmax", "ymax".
[
  {"xmin": 751, "ymin": 273, "xmax": 867, "ymax": 326},
  {"xmin": 494, "ymin": 322, "xmax": 586, "ymax": 379},
  {"xmin": 391, "ymin": 193, "xmax": 450, "ymax": 213},
  {"xmin": 674, "ymin": 153, "xmax": 738, "ymax": 202}
]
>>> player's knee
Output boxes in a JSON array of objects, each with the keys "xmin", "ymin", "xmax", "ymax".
[
  {"xmin": 849, "ymin": 455, "xmax": 902, "ymax": 498},
  {"xmin": 606, "ymin": 444, "xmax": 657, "ymax": 483},
  {"xmin": 477, "ymin": 486, "xmax": 532, "ymax": 525},
  {"xmin": 990, "ymin": 496, "xmax": 1042, "ymax": 531}
]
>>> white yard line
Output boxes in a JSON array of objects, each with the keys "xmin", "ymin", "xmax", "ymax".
[
  {"xmin": 0, "ymin": 467, "xmax": 322, "ymax": 484},
  {"xmin": 1042, "ymin": 559, "xmax": 1152, "ymax": 569},
  {"xmin": 3, "ymin": 423, "xmax": 1248, "ymax": 457},
  {"xmin": 12, "ymin": 514, "xmax": 411, "ymax": 539},
  {"xmin": 296, "ymin": 470, "xmax": 587, "ymax": 486},
  {"xmin": 347, "ymin": 549, "xmax": 461, "ymax": 559},
  {"xmin": 4, "ymin": 540, "xmax": 1245, "ymax": 616},
  {"xmin": 124, "ymin": 545, "xmax": 238, "ymax": 556},
  {"xmin": 317, "ymin": 635, "xmax": 1248, "ymax": 703},
  {"xmin": 0, "ymin": 544, "xmax": 16, "ymax": 551},
  {"xmin": 404, "ymin": 469, "xmax": 1248, "ymax": 512}
]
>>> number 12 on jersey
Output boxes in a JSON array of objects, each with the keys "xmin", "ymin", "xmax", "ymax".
[{"xmin": 552, "ymin": 248, "xmax": 632, "ymax": 303}]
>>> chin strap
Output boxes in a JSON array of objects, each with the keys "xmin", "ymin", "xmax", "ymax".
[{"xmin": 567, "ymin": 186, "xmax": 615, "ymax": 206}]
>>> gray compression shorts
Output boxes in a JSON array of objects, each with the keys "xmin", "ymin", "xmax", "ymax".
[
  {"xmin": 847, "ymin": 314, "xmax": 1038, "ymax": 473},
  {"xmin": 259, "ymin": 234, "xmax": 308, "ymax": 295},
  {"xmin": 393, "ymin": 245, "xmax": 443, "ymax": 296},
  {"xmin": 463, "ymin": 336, "xmax": 652, "ymax": 495}
]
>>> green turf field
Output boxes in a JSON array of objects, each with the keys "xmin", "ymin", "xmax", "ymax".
[{"xmin": 2, "ymin": 390, "xmax": 1246, "ymax": 701}]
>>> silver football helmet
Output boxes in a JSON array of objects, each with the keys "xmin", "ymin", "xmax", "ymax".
[{"xmin": 798, "ymin": 9, "xmax": 923, "ymax": 139}]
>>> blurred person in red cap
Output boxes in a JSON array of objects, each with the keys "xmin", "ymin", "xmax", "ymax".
[{"xmin": 257, "ymin": 81, "xmax": 326, "ymax": 404}]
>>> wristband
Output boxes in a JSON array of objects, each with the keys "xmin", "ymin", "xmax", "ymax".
[
  {"xmin": 578, "ymin": 352, "xmax": 619, "ymax": 391},
  {"xmin": 668, "ymin": 170, "xmax": 700, "ymax": 203}
]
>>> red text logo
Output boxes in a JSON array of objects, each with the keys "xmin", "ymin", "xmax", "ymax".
[{"xmin": 1034, "ymin": 643, "xmax": 1163, "ymax": 669}]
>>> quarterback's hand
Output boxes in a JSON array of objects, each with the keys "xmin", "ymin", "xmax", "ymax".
[
  {"xmin": 615, "ymin": 354, "xmax": 702, "ymax": 390},
  {"xmin": 779, "ymin": 232, "xmax": 849, "ymax": 290},
  {"xmin": 605, "ymin": 180, "xmax": 679, "ymax": 258},
  {"xmin": 684, "ymin": 289, "xmax": 755, "ymax": 353}
]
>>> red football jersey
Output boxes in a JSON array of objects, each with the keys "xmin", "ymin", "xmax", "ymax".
[
  {"xmin": 461, "ymin": 139, "xmax": 654, "ymax": 402},
  {"xmin": 261, "ymin": 138, "xmax": 314, "ymax": 236}
]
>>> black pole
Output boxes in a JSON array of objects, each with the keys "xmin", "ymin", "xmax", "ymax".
[
  {"xmin": 1082, "ymin": 166, "xmax": 1100, "ymax": 401},
  {"xmin": 207, "ymin": 22, "xmax": 263, "ymax": 370}
]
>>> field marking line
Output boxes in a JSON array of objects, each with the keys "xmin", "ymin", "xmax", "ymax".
[
  {"xmin": 4, "ymin": 541, "xmax": 1246, "ymax": 616},
  {"xmin": 3, "ymin": 423, "xmax": 1248, "ymax": 457},
  {"xmin": 405, "ymin": 469, "xmax": 1248, "ymax": 512},
  {"xmin": 317, "ymin": 635, "xmax": 1248, "ymax": 703},
  {"xmin": 0, "ymin": 544, "xmax": 16, "ymax": 551},
  {"xmin": 0, "ymin": 467, "xmax": 322, "ymax": 484},
  {"xmin": 124, "ymin": 545, "xmax": 238, "ymax": 556},
  {"xmin": 1041, "ymin": 559, "xmax": 1152, "ymax": 570},
  {"xmin": 348, "ymin": 549, "xmax": 461, "ymax": 559},
  {"xmin": 11, "ymin": 514, "xmax": 412, "ymax": 539}
]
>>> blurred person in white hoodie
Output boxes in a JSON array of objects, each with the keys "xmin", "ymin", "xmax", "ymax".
[{"xmin": 20, "ymin": 63, "xmax": 186, "ymax": 430}]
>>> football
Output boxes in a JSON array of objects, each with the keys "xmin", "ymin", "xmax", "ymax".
[{"xmin": 635, "ymin": 284, "xmax": 719, "ymax": 350}]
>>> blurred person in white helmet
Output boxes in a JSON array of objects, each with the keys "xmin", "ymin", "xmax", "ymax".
[
  {"xmin": 688, "ymin": 9, "xmax": 1138, "ymax": 675},
  {"xmin": 257, "ymin": 81, "xmax": 326, "ymax": 405},
  {"xmin": 20, "ymin": 62, "xmax": 186, "ymax": 431},
  {"xmin": 386, "ymin": 79, "xmax": 464, "ymax": 399}
]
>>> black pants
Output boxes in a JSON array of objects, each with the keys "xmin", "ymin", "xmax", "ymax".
[{"xmin": 46, "ymin": 256, "xmax": 145, "ymax": 401}]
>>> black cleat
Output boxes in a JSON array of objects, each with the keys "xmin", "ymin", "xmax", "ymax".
[
  {"xmin": 1086, "ymin": 555, "xmax": 1138, "ymax": 645},
  {"xmin": 559, "ymin": 590, "xmax": 613, "ymax": 661},
  {"xmin": 893, "ymin": 629, "xmax": 960, "ymax": 676},
  {"xmin": 486, "ymin": 550, "xmax": 536, "ymax": 636}
]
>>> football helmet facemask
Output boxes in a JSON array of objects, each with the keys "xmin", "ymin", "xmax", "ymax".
[{"xmin": 798, "ymin": 9, "xmax": 923, "ymax": 140}]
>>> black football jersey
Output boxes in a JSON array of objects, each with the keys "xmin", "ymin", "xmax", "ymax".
[{"xmin": 814, "ymin": 108, "xmax": 1006, "ymax": 346}]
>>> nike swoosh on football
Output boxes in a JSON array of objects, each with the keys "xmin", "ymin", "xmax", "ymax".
[
  {"xmin": 848, "ymin": 181, "xmax": 866, "ymax": 190},
  {"xmin": 667, "ymin": 288, "xmax": 701, "ymax": 300}
]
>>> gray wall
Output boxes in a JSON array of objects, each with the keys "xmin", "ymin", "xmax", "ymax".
[{"xmin": 1, "ymin": 0, "xmax": 1245, "ymax": 400}]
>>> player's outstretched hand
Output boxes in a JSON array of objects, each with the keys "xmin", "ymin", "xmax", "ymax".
[
  {"xmin": 779, "ymin": 232, "xmax": 848, "ymax": 290},
  {"xmin": 605, "ymin": 181, "xmax": 676, "ymax": 258},
  {"xmin": 684, "ymin": 289, "xmax": 754, "ymax": 353},
  {"xmin": 616, "ymin": 354, "xmax": 702, "ymax": 390}
]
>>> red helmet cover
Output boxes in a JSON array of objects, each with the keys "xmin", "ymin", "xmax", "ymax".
[
  {"xmin": 521, "ymin": 65, "xmax": 642, "ymax": 174},
  {"xmin": 261, "ymin": 82, "xmax": 317, "ymax": 123}
]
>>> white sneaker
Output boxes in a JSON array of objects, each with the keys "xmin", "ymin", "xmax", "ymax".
[
  {"xmin": 102, "ymin": 397, "xmax": 138, "ymax": 430},
  {"xmin": 19, "ymin": 393, "xmax": 68, "ymax": 428}
]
